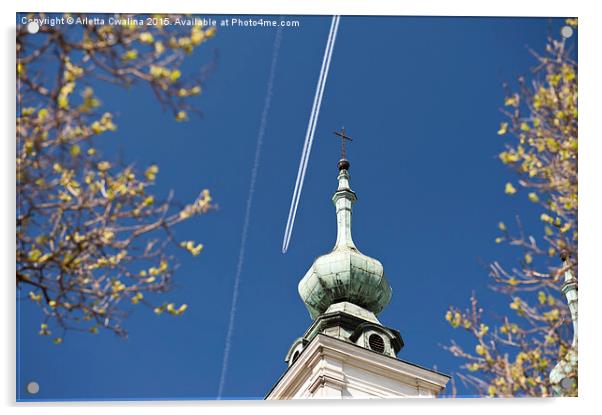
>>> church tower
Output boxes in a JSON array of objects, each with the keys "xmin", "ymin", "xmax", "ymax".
[{"xmin": 266, "ymin": 138, "xmax": 450, "ymax": 399}]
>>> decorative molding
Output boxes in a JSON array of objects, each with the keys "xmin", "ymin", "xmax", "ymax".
[{"xmin": 266, "ymin": 334, "xmax": 450, "ymax": 400}]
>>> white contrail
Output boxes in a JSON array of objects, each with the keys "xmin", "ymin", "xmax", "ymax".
[
  {"xmin": 217, "ymin": 24, "xmax": 284, "ymax": 400},
  {"xmin": 282, "ymin": 15, "xmax": 340, "ymax": 254},
  {"xmin": 282, "ymin": 16, "xmax": 338, "ymax": 254}
]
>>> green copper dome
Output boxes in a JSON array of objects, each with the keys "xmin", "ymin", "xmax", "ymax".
[{"xmin": 298, "ymin": 161, "xmax": 392, "ymax": 320}]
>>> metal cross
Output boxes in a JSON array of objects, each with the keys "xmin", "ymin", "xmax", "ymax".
[{"xmin": 333, "ymin": 127, "xmax": 353, "ymax": 160}]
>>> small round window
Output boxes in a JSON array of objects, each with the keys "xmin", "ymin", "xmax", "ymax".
[{"xmin": 368, "ymin": 333, "xmax": 385, "ymax": 353}]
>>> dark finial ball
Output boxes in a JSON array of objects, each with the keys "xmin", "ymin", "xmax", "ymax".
[{"xmin": 338, "ymin": 159, "xmax": 350, "ymax": 171}]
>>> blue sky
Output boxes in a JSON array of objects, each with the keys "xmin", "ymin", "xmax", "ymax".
[{"xmin": 17, "ymin": 14, "xmax": 573, "ymax": 400}]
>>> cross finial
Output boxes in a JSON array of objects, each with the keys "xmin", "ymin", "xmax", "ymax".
[{"xmin": 333, "ymin": 127, "xmax": 353, "ymax": 160}]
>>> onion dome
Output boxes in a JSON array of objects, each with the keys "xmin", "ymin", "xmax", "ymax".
[{"xmin": 298, "ymin": 159, "xmax": 392, "ymax": 320}]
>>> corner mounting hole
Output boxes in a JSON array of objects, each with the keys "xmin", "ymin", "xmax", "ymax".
[
  {"xmin": 27, "ymin": 381, "xmax": 39, "ymax": 394},
  {"xmin": 368, "ymin": 334, "xmax": 385, "ymax": 353},
  {"xmin": 560, "ymin": 377, "xmax": 575, "ymax": 390}
]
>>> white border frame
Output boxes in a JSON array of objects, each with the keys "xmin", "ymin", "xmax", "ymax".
[{"xmin": 3, "ymin": 1, "xmax": 600, "ymax": 414}]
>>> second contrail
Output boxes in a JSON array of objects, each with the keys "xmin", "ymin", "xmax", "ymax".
[
  {"xmin": 217, "ymin": 22, "xmax": 284, "ymax": 399},
  {"xmin": 281, "ymin": 15, "xmax": 340, "ymax": 254}
]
